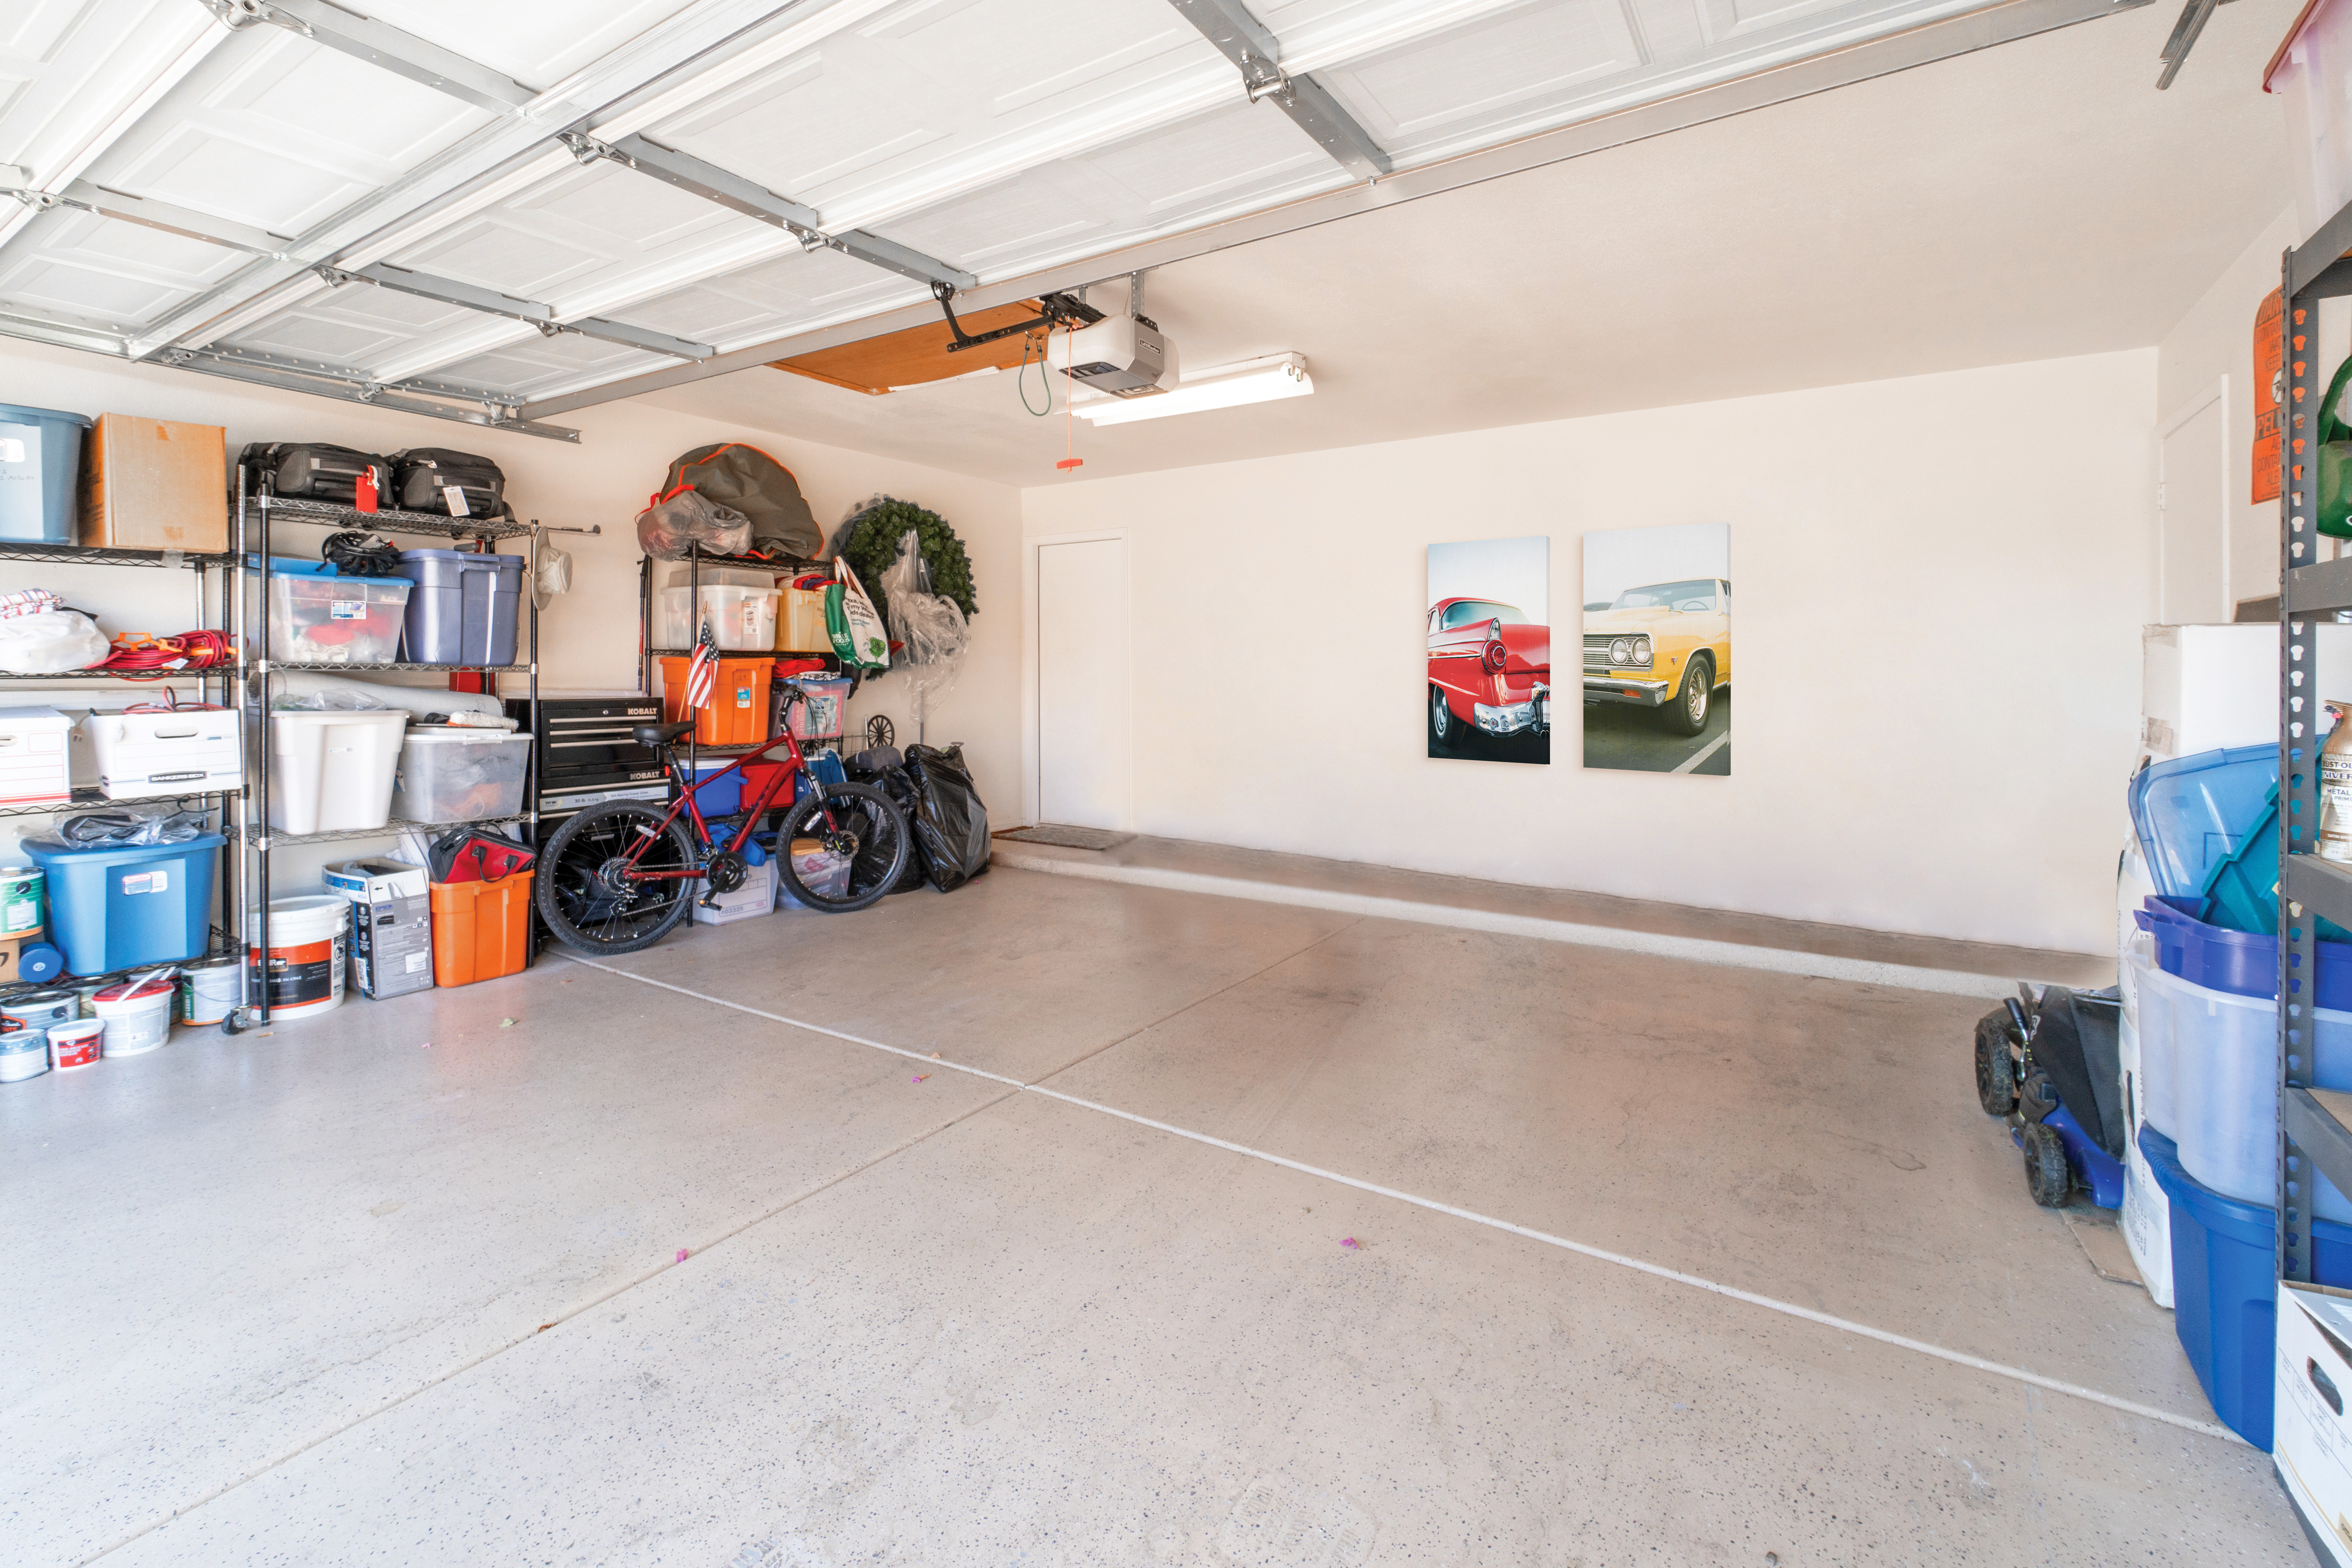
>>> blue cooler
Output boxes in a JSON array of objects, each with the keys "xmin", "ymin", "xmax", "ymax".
[
  {"xmin": 2142, "ymin": 1126, "xmax": 2352, "ymax": 1450},
  {"xmin": 23, "ymin": 834, "xmax": 225, "ymax": 976},
  {"xmin": 683, "ymin": 760, "xmax": 741, "ymax": 818}
]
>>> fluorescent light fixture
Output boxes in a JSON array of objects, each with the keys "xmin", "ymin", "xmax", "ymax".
[{"xmin": 1074, "ymin": 354, "xmax": 1311, "ymax": 426}]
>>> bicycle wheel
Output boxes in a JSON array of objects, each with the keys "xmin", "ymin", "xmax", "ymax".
[
  {"xmin": 776, "ymin": 780, "xmax": 912, "ymax": 913},
  {"xmin": 536, "ymin": 801, "xmax": 698, "ymax": 955}
]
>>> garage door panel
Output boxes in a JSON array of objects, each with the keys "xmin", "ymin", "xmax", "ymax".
[
  {"xmin": 352, "ymin": 0, "xmax": 699, "ymax": 89},
  {"xmin": 1314, "ymin": 0, "xmax": 1647, "ymax": 144}
]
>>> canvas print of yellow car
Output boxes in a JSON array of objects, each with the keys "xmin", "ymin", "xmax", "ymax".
[
  {"xmin": 1582, "ymin": 523, "xmax": 1730, "ymax": 775},
  {"xmin": 1427, "ymin": 535, "xmax": 1549, "ymax": 765}
]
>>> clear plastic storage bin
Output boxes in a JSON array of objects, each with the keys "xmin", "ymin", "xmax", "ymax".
[
  {"xmin": 267, "ymin": 574, "xmax": 410, "ymax": 664},
  {"xmin": 655, "ymin": 584, "xmax": 779, "ymax": 650},
  {"xmin": 2135, "ymin": 955, "xmax": 2352, "ymax": 1221},
  {"xmin": 390, "ymin": 729, "xmax": 531, "ymax": 824},
  {"xmin": 2270, "ymin": 0, "xmax": 2352, "ymax": 236}
]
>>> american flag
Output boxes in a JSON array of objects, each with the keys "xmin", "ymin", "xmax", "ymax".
[{"xmin": 684, "ymin": 618, "xmax": 718, "ymax": 709}]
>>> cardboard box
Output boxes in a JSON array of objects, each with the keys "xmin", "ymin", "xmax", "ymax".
[
  {"xmin": 2276, "ymin": 1283, "xmax": 2352, "ymax": 1565},
  {"xmin": 323, "ymin": 858, "xmax": 434, "ymax": 1000},
  {"xmin": 80, "ymin": 414, "xmax": 227, "ymax": 552}
]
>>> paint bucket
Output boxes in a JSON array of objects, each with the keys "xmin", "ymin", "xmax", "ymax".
[
  {"xmin": 5, "ymin": 989, "xmax": 76, "ymax": 1031},
  {"xmin": 47, "ymin": 1018, "xmax": 102, "ymax": 1070},
  {"xmin": 244, "ymin": 896, "xmax": 347, "ymax": 1021},
  {"xmin": 92, "ymin": 974, "xmax": 174, "ymax": 1057},
  {"xmin": 0, "ymin": 1026, "xmax": 47, "ymax": 1082},
  {"xmin": 0, "ymin": 865, "xmax": 40, "ymax": 935},
  {"xmin": 177, "ymin": 958, "xmax": 240, "ymax": 1025}
]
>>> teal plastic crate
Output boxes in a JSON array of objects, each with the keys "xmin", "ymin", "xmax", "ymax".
[{"xmin": 2197, "ymin": 783, "xmax": 2352, "ymax": 941}]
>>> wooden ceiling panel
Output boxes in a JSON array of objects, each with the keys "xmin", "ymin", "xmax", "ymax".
[{"xmin": 771, "ymin": 298, "xmax": 1048, "ymax": 395}]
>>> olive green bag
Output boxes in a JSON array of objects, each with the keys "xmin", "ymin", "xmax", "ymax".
[{"xmin": 2320, "ymin": 355, "xmax": 2352, "ymax": 538}]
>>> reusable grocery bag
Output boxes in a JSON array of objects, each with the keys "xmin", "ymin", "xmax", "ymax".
[{"xmin": 824, "ymin": 559, "xmax": 890, "ymax": 671}]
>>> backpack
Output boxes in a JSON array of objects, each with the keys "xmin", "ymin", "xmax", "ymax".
[{"xmin": 658, "ymin": 443, "xmax": 820, "ymax": 557}]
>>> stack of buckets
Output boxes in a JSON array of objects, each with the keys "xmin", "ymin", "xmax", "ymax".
[{"xmin": 2126, "ymin": 744, "xmax": 2352, "ymax": 1449}]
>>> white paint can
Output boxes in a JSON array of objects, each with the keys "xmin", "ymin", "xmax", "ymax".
[
  {"xmin": 46, "ymin": 1018, "xmax": 101, "ymax": 1070},
  {"xmin": 91, "ymin": 975, "xmax": 174, "ymax": 1057},
  {"xmin": 0, "ymin": 1025, "xmax": 47, "ymax": 1082}
]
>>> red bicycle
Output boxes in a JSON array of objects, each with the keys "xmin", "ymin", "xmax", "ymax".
[{"xmin": 535, "ymin": 691, "xmax": 913, "ymax": 955}]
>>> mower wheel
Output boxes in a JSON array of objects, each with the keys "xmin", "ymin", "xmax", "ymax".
[
  {"xmin": 1974, "ymin": 1009, "xmax": 2018, "ymax": 1116},
  {"xmin": 2022, "ymin": 1120, "xmax": 2071, "ymax": 1208}
]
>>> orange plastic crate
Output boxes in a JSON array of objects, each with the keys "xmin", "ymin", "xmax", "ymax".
[
  {"xmin": 657, "ymin": 656, "xmax": 773, "ymax": 746},
  {"xmin": 429, "ymin": 870, "xmax": 532, "ymax": 987}
]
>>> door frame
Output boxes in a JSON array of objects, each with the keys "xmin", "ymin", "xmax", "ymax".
[
  {"xmin": 1023, "ymin": 528, "xmax": 1131, "ymax": 831},
  {"xmin": 2156, "ymin": 375, "xmax": 2230, "ymax": 624}
]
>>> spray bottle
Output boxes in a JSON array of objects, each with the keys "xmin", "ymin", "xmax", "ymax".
[{"xmin": 2321, "ymin": 701, "xmax": 2352, "ymax": 862}]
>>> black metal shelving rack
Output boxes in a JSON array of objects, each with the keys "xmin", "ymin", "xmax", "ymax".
[
  {"xmin": 635, "ymin": 544, "xmax": 846, "ymax": 788},
  {"xmin": 0, "ymin": 539, "xmax": 243, "ymax": 1005},
  {"xmin": 2277, "ymin": 206, "xmax": 2352, "ymax": 1564},
  {"xmin": 236, "ymin": 474, "xmax": 541, "ymax": 1023}
]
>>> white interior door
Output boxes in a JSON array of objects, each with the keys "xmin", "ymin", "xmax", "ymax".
[
  {"xmin": 2160, "ymin": 391, "xmax": 2228, "ymax": 624},
  {"xmin": 1037, "ymin": 538, "xmax": 1130, "ymax": 829}
]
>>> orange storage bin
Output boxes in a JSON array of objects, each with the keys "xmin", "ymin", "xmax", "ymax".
[
  {"xmin": 429, "ymin": 870, "xmax": 532, "ymax": 987},
  {"xmin": 657, "ymin": 656, "xmax": 773, "ymax": 746}
]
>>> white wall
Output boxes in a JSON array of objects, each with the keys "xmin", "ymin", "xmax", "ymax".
[
  {"xmin": 0, "ymin": 338, "xmax": 1022, "ymax": 882},
  {"xmin": 2154, "ymin": 205, "xmax": 2299, "ymax": 614},
  {"xmin": 1022, "ymin": 350, "xmax": 2157, "ymax": 955}
]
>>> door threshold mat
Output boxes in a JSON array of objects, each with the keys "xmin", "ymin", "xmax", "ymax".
[{"xmin": 1000, "ymin": 824, "xmax": 1136, "ymax": 851}]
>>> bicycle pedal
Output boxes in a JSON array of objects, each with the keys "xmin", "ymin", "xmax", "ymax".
[{"xmin": 697, "ymin": 893, "xmax": 721, "ymax": 909}]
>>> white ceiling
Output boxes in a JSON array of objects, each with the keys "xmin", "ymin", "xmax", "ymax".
[
  {"xmin": 632, "ymin": 0, "xmax": 2298, "ymax": 485},
  {"xmin": 0, "ymin": 0, "xmax": 2110, "ymax": 423}
]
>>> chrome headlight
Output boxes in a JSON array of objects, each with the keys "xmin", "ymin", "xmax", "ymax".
[
  {"xmin": 1634, "ymin": 635, "xmax": 1651, "ymax": 664},
  {"xmin": 1609, "ymin": 637, "xmax": 1633, "ymax": 665}
]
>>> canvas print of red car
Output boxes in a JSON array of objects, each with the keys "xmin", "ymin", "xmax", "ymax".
[{"xmin": 1426, "ymin": 536, "xmax": 1550, "ymax": 765}]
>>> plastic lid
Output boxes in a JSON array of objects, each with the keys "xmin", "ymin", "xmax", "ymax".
[
  {"xmin": 404, "ymin": 728, "xmax": 528, "ymax": 744},
  {"xmin": 0, "ymin": 403, "xmax": 93, "ymax": 428},
  {"xmin": 95, "ymin": 975, "xmax": 175, "ymax": 1003}
]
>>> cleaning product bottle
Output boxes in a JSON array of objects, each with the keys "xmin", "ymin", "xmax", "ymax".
[{"xmin": 2321, "ymin": 702, "xmax": 2352, "ymax": 862}]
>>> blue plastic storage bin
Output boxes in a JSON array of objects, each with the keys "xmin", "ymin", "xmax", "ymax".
[
  {"xmin": 684, "ymin": 760, "xmax": 741, "ymax": 818},
  {"xmin": 21, "ymin": 834, "xmax": 224, "ymax": 976},
  {"xmin": 2138, "ymin": 896, "xmax": 2352, "ymax": 1007},
  {"xmin": 2129, "ymin": 746, "xmax": 2278, "ymax": 902},
  {"xmin": 394, "ymin": 549, "xmax": 522, "ymax": 666},
  {"xmin": 0, "ymin": 403, "xmax": 92, "ymax": 544},
  {"xmin": 2142, "ymin": 1127, "xmax": 2352, "ymax": 1450}
]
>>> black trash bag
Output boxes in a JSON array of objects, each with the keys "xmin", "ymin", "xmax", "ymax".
[
  {"xmin": 901, "ymin": 742, "xmax": 989, "ymax": 892},
  {"xmin": 2027, "ymin": 986, "xmax": 2125, "ymax": 1159},
  {"xmin": 844, "ymin": 755, "xmax": 931, "ymax": 895}
]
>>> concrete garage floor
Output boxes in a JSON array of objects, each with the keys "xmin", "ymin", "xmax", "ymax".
[{"xmin": 0, "ymin": 869, "xmax": 2305, "ymax": 1567}]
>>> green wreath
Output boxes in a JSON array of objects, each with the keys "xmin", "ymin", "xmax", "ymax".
[{"xmin": 835, "ymin": 496, "xmax": 976, "ymax": 628}]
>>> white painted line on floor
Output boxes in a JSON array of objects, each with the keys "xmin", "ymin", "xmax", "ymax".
[
  {"xmin": 570, "ymin": 957, "xmax": 2246, "ymax": 1448},
  {"xmin": 1670, "ymin": 730, "xmax": 1732, "ymax": 775},
  {"xmin": 989, "ymin": 850, "xmax": 2059, "ymax": 1000}
]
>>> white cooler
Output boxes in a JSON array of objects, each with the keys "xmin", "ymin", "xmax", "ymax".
[
  {"xmin": 268, "ymin": 710, "xmax": 408, "ymax": 833},
  {"xmin": 81, "ymin": 708, "xmax": 242, "ymax": 800},
  {"xmin": 0, "ymin": 706, "xmax": 71, "ymax": 805}
]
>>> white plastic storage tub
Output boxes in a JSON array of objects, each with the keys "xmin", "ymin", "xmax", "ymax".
[
  {"xmin": 390, "ymin": 729, "xmax": 530, "ymax": 823},
  {"xmin": 2135, "ymin": 955, "xmax": 2352, "ymax": 1222},
  {"xmin": 2270, "ymin": 0, "xmax": 2352, "ymax": 236},
  {"xmin": 268, "ymin": 710, "xmax": 408, "ymax": 833},
  {"xmin": 395, "ymin": 549, "xmax": 522, "ymax": 666},
  {"xmin": 80, "ymin": 708, "xmax": 242, "ymax": 799},
  {"xmin": 654, "ymin": 584, "xmax": 780, "ymax": 650},
  {"xmin": 267, "ymin": 575, "xmax": 410, "ymax": 664},
  {"xmin": 0, "ymin": 707, "xmax": 71, "ymax": 805}
]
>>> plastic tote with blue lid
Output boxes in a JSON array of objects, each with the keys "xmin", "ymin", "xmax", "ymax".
[{"xmin": 2127, "ymin": 745, "xmax": 2277, "ymax": 903}]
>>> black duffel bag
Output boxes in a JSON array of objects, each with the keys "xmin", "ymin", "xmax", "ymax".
[
  {"xmin": 900, "ymin": 742, "xmax": 989, "ymax": 893},
  {"xmin": 390, "ymin": 448, "xmax": 505, "ymax": 517},
  {"xmin": 240, "ymin": 442, "xmax": 388, "ymax": 505}
]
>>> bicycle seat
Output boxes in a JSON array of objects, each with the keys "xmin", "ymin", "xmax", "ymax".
[{"xmin": 632, "ymin": 720, "xmax": 697, "ymax": 747}]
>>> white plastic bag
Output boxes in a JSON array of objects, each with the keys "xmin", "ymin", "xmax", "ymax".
[
  {"xmin": 880, "ymin": 528, "xmax": 968, "ymax": 732},
  {"xmin": 0, "ymin": 609, "xmax": 109, "ymax": 673},
  {"xmin": 635, "ymin": 490, "xmax": 752, "ymax": 559}
]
